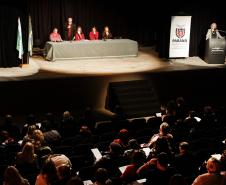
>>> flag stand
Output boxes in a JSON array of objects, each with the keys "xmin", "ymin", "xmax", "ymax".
[{"xmin": 19, "ymin": 53, "xmax": 29, "ymax": 68}]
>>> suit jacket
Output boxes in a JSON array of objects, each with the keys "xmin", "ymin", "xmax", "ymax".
[
  {"xmin": 89, "ymin": 31, "xmax": 99, "ymax": 40},
  {"xmin": 206, "ymin": 29, "xmax": 223, "ymax": 40},
  {"xmin": 64, "ymin": 23, "xmax": 76, "ymax": 41}
]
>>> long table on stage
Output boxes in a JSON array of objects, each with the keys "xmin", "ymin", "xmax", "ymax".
[{"xmin": 44, "ymin": 39, "xmax": 138, "ymax": 61}]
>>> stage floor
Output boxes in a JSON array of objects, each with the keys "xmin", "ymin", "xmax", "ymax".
[{"xmin": 0, "ymin": 47, "xmax": 225, "ymax": 81}]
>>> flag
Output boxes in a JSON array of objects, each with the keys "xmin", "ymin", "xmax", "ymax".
[
  {"xmin": 16, "ymin": 17, "xmax": 24, "ymax": 59},
  {"xmin": 28, "ymin": 15, "xmax": 33, "ymax": 56}
]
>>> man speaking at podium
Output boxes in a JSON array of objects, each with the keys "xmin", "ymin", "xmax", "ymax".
[{"xmin": 206, "ymin": 22, "xmax": 223, "ymax": 40}]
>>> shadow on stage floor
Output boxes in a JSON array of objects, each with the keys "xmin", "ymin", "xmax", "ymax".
[{"xmin": 0, "ymin": 47, "xmax": 226, "ymax": 125}]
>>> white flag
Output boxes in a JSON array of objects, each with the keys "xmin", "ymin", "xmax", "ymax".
[
  {"xmin": 16, "ymin": 17, "xmax": 24, "ymax": 59},
  {"xmin": 28, "ymin": 15, "xmax": 33, "ymax": 56}
]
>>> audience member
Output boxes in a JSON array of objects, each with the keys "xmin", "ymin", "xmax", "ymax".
[{"xmin": 3, "ymin": 166, "xmax": 30, "ymax": 185}]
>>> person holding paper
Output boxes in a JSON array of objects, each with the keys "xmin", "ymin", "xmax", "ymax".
[{"xmin": 206, "ymin": 22, "xmax": 223, "ymax": 40}]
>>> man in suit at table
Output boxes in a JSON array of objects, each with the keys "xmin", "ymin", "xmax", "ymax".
[{"xmin": 64, "ymin": 17, "xmax": 76, "ymax": 41}]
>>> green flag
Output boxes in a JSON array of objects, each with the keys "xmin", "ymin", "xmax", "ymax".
[
  {"xmin": 28, "ymin": 15, "xmax": 33, "ymax": 56},
  {"xmin": 16, "ymin": 17, "xmax": 24, "ymax": 59}
]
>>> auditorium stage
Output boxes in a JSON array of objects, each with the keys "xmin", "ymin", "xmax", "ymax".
[
  {"xmin": 0, "ymin": 47, "xmax": 226, "ymax": 123},
  {"xmin": 0, "ymin": 47, "xmax": 225, "ymax": 81}
]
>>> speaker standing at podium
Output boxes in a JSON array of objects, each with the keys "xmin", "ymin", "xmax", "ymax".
[
  {"xmin": 206, "ymin": 22, "xmax": 223, "ymax": 40},
  {"xmin": 205, "ymin": 22, "xmax": 226, "ymax": 64}
]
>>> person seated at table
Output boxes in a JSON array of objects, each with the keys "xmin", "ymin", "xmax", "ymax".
[
  {"xmin": 49, "ymin": 28, "xmax": 63, "ymax": 42},
  {"xmin": 89, "ymin": 26, "xmax": 99, "ymax": 40},
  {"xmin": 64, "ymin": 17, "xmax": 76, "ymax": 41},
  {"xmin": 102, "ymin": 26, "xmax": 112, "ymax": 40},
  {"xmin": 74, "ymin": 26, "xmax": 85, "ymax": 41}
]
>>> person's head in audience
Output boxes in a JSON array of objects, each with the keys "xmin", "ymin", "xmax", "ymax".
[
  {"xmin": 5, "ymin": 114, "xmax": 13, "ymax": 125},
  {"xmin": 206, "ymin": 157, "xmax": 221, "ymax": 174},
  {"xmin": 94, "ymin": 168, "xmax": 111, "ymax": 185},
  {"xmin": 40, "ymin": 157, "xmax": 59, "ymax": 184},
  {"xmin": 176, "ymin": 97, "xmax": 185, "ymax": 108},
  {"xmin": 114, "ymin": 129, "xmax": 129, "ymax": 148},
  {"xmin": 26, "ymin": 114, "xmax": 36, "ymax": 125},
  {"xmin": 57, "ymin": 164, "xmax": 72, "ymax": 181},
  {"xmin": 0, "ymin": 130, "xmax": 14, "ymax": 145},
  {"xmin": 156, "ymin": 152, "xmax": 169, "ymax": 170},
  {"xmin": 169, "ymin": 174, "xmax": 188, "ymax": 185},
  {"xmin": 128, "ymin": 139, "xmax": 140, "ymax": 150},
  {"xmin": 66, "ymin": 176, "xmax": 84, "ymax": 185},
  {"xmin": 32, "ymin": 129, "xmax": 45, "ymax": 150},
  {"xmin": 79, "ymin": 125, "xmax": 92, "ymax": 137},
  {"xmin": 63, "ymin": 111, "xmax": 72, "ymax": 120},
  {"xmin": 131, "ymin": 150, "xmax": 146, "ymax": 166},
  {"xmin": 109, "ymin": 142, "xmax": 123, "ymax": 156},
  {"xmin": 18, "ymin": 142, "xmax": 36, "ymax": 162},
  {"xmin": 159, "ymin": 122, "xmax": 170, "ymax": 135},
  {"xmin": 179, "ymin": 141, "xmax": 189, "ymax": 155},
  {"xmin": 3, "ymin": 166, "xmax": 29, "ymax": 185},
  {"xmin": 27, "ymin": 125, "xmax": 37, "ymax": 136}
]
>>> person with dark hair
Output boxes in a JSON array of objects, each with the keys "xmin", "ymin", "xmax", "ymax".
[
  {"xmin": 102, "ymin": 26, "xmax": 112, "ymax": 40},
  {"xmin": 206, "ymin": 22, "xmax": 223, "ymax": 40},
  {"xmin": 93, "ymin": 168, "xmax": 112, "ymax": 185},
  {"xmin": 169, "ymin": 174, "xmax": 188, "ymax": 185},
  {"xmin": 89, "ymin": 26, "xmax": 99, "ymax": 40},
  {"xmin": 137, "ymin": 152, "xmax": 177, "ymax": 185},
  {"xmin": 0, "ymin": 114, "xmax": 20, "ymax": 140},
  {"xmin": 66, "ymin": 176, "xmax": 84, "ymax": 185},
  {"xmin": 64, "ymin": 17, "xmax": 76, "ymax": 41},
  {"xmin": 95, "ymin": 142, "xmax": 126, "ymax": 177},
  {"xmin": 35, "ymin": 157, "xmax": 59, "ymax": 185},
  {"xmin": 113, "ymin": 129, "xmax": 130, "ymax": 150},
  {"xmin": 173, "ymin": 142, "xmax": 196, "ymax": 177},
  {"xmin": 121, "ymin": 150, "xmax": 146, "ymax": 183},
  {"xmin": 3, "ymin": 166, "xmax": 30, "ymax": 185}
]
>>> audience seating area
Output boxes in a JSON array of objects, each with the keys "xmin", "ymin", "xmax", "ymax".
[{"xmin": 0, "ymin": 97, "xmax": 226, "ymax": 185}]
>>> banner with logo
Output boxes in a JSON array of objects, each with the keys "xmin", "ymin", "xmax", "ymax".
[{"xmin": 169, "ymin": 16, "xmax": 191, "ymax": 58}]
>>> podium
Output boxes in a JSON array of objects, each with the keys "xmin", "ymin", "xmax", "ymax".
[{"xmin": 205, "ymin": 38, "xmax": 226, "ymax": 64}]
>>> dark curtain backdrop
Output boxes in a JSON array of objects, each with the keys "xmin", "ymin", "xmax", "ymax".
[
  {"xmin": 26, "ymin": 0, "xmax": 226, "ymax": 57},
  {"xmin": 0, "ymin": 1, "xmax": 28, "ymax": 67},
  {"xmin": 1, "ymin": 1, "xmax": 226, "ymax": 67}
]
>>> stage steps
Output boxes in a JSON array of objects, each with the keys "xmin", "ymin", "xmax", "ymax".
[{"xmin": 106, "ymin": 80, "xmax": 160, "ymax": 118}]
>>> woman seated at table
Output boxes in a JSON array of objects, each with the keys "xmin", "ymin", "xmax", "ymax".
[
  {"xmin": 74, "ymin": 26, "xmax": 85, "ymax": 41},
  {"xmin": 49, "ymin": 28, "xmax": 63, "ymax": 42},
  {"xmin": 102, "ymin": 26, "xmax": 112, "ymax": 40},
  {"xmin": 89, "ymin": 26, "xmax": 99, "ymax": 40}
]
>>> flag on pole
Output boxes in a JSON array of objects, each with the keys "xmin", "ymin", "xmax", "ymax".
[
  {"xmin": 16, "ymin": 17, "xmax": 24, "ymax": 59},
  {"xmin": 28, "ymin": 15, "xmax": 33, "ymax": 56}
]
